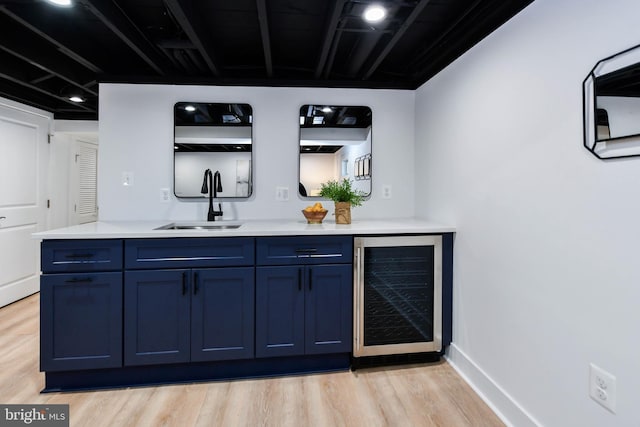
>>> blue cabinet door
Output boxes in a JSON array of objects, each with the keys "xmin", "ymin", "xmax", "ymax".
[
  {"xmin": 124, "ymin": 270, "xmax": 190, "ymax": 366},
  {"xmin": 305, "ymin": 264, "xmax": 353, "ymax": 354},
  {"xmin": 40, "ymin": 272, "xmax": 122, "ymax": 372},
  {"xmin": 255, "ymin": 266, "xmax": 305, "ymax": 358},
  {"xmin": 191, "ymin": 267, "xmax": 255, "ymax": 362}
]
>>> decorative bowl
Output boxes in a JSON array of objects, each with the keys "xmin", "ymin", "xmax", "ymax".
[{"xmin": 301, "ymin": 209, "xmax": 328, "ymax": 224}]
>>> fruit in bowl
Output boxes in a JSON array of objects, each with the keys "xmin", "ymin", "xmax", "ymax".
[{"xmin": 302, "ymin": 202, "xmax": 328, "ymax": 224}]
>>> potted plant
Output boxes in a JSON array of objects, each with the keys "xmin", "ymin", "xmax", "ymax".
[{"xmin": 319, "ymin": 178, "xmax": 366, "ymax": 224}]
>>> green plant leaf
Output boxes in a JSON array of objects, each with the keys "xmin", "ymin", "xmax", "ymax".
[{"xmin": 318, "ymin": 178, "xmax": 366, "ymax": 207}]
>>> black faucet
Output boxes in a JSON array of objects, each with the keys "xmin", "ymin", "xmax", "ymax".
[{"xmin": 201, "ymin": 169, "xmax": 223, "ymax": 221}]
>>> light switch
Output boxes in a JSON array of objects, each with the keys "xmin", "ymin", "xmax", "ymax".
[{"xmin": 122, "ymin": 172, "xmax": 134, "ymax": 187}]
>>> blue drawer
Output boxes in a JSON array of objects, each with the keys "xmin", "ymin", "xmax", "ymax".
[
  {"xmin": 125, "ymin": 237, "xmax": 255, "ymax": 269},
  {"xmin": 256, "ymin": 236, "xmax": 353, "ymax": 266},
  {"xmin": 41, "ymin": 239, "xmax": 123, "ymax": 273}
]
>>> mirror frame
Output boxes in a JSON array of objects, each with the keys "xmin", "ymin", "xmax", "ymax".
[
  {"xmin": 583, "ymin": 43, "xmax": 640, "ymax": 159},
  {"xmin": 173, "ymin": 102, "xmax": 253, "ymax": 199},
  {"xmin": 298, "ymin": 104, "xmax": 372, "ymax": 198}
]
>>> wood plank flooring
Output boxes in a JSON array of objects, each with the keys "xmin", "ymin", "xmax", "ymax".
[{"xmin": 0, "ymin": 293, "xmax": 504, "ymax": 427}]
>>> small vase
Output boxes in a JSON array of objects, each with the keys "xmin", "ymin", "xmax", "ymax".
[{"xmin": 334, "ymin": 202, "xmax": 352, "ymax": 224}]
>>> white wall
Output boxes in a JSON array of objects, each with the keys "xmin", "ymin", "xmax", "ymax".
[
  {"xmin": 98, "ymin": 84, "xmax": 415, "ymax": 221},
  {"xmin": 415, "ymin": 0, "xmax": 640, "ymax": 426}
]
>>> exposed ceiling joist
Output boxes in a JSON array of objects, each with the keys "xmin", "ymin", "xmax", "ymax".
[
  {"xmin": 0, "ymin": 62, "xmax": 95, "ymax": 114},
  {"xmin": 77, "ymin": 0, "xmax": 172, "ymax": 76},
  {"xmin": 408, "ymin": 0, "xmax": 483, "ymax": 78},
  {"xmin": 164, "ymin": 0, "xmax": 220, "ymax": 76},
  {"xmin": 256, "ymin": 0, "xmax": 273, "ymax": 77},
  {"xmin": 0, "ymin": 5, "xmax": 103, "ymax": 74},
  {"xmin": 362, "ymin": 0, "xmax": 433, "ymax": 80},
  {"xmin": 314, "ymin": 0, "xmax": 347, "ymax": 79},
  {"xmin": 0, "ymin": 83, "xmax": 63, "ymax": 112},
  {"xmin": 0, "ymin": 14, "xmax": 98, "ymax": 96}
]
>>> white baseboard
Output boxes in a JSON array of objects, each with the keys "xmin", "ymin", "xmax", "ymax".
[
  {"xmin": 0, "ymin": 275, "xmax": 39, "ymax": 308},
  {"xmin": 445, "ymin": 343, "xmax": 542, "ymax": 427}
]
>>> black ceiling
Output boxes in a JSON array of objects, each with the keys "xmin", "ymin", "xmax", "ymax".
[{"xmin": 0, "ymin": 0, "xmax": 533, "ymax": 120}]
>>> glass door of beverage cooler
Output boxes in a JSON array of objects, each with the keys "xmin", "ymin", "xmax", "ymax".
[{"xmin": 353, "ymin": 235, "xmax": 442, "ymax": 357}]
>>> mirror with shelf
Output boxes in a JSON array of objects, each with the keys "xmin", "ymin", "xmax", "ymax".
[
  {"xmin": 174, "ymin": 102, "xmax": 253, "ymax": 198},
  {"xmin": 584, "ymin": 44, "xmax": 640, "ymax": 159},
  {"xmin": 299, "ymin": 105, "xmax": 372, "ymax": 197}
]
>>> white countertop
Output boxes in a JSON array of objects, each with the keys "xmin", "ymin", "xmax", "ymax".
[{"xmin": 33, "ymin": 218, "xmax": 455, "ymax": 240}]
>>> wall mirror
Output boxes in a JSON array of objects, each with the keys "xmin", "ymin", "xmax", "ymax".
[
  {"xmin": 174, "ymin": 102, "xmax": 253, "ymax": 198},
  {"xmin": 299, "ymin": 105, "xmax": 372, "ymax": 197},
  {"xmin": 584, "ymin": 44, "xmax": 640, "ymax": 159}
]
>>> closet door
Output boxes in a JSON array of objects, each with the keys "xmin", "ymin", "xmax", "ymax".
[
  {"xmin": 0, "ymin": 102, "xmax": 50, "ymax": 307},
  {"xmin": 69, "ymin": 138, "xmax": 98, "ymax": 225}
]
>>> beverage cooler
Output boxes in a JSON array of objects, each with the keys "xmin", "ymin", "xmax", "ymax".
[{"xmin": 353, "ymin": 235, "xmax": 452, "ymax": 365}]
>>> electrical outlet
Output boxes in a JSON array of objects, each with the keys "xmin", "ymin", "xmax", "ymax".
[
  {"xmin": 160, "ymin": 188, "xmax": 171, "ymax": 202},
  {"xmin": 589, "ymin": 363, "xmax": 616, "ymax": 413},
  {"xmin": 382, "ymin": 185, "xmax": 392, "ymax": 199},
  {"xmin": 276, "ymin": 186, "xmax": 289, "ymax": 201}
]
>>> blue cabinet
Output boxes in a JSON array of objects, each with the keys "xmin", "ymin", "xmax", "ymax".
[
  {"xmin": 256, "ymin": 236, "xmax": 353, "ymax": 358},
  {"xmin": 191, "ymin": 268, "xmax": 254, "ymax": 362},
  {"xmin": 40, "ymin": 235, "xmax": 354, "ymax": 390},
  {"xmin": 124, "ymin": 267, "xmax": 254, "ymax": 366},
  {"xmin": 304, "ymin": 264, "xmax": 352, "ymax": 355},
  {"xmin": 124, "ymin": 270, "xmax": 191, "ymax": 366},
  {"xmin": 124, "ymin": 238, "xmax": 255, "ymax": 366},
  {"xmin": 40, "ymin": 240, "xmax": 123, "ymax": 372},
  {"xmin": 255, "ymin": 266, "xmax": 305, "ymax": 357}
]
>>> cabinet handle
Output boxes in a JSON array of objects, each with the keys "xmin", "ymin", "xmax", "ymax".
[
  {"xmin": 182, "ymin": 272, "xmax": 187, "ymax": 295},
  {"xmin": 65, "ymin": 253, "xmax": 95, "ymax": 259},
  {"xmin": 308, "ymin": 268, "xmax": 312, "ymax": 291},
  {"xmin": 295, "ymin": 248, "xmax": 317, "ymax": 253},
  {"xmin": 298, "ymin": 268, "xmax": 302, "ymax": 291},
  {"xmin": 65, "ymin": 277, "xmax": 93, "ymax": 284},
  {"xmin": 194, "ymin": 272, "xmax": 199, "ymax": 295}
]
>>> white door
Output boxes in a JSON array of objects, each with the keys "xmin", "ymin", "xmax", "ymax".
[{"xmin": 0, "ymin": 102, "xmax": 50, "ymax": 307}]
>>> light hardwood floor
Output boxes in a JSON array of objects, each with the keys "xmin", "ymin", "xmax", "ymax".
[{"xmin": 0, "ymin": 294, "xmax": 504, "ymax": 427}]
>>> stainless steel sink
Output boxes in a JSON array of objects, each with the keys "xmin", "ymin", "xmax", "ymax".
[{"xmin": 154, "ymin": 222, "xmax": 242, "ymax": 231}]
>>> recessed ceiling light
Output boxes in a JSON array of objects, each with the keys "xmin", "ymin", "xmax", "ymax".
[
  {"xmin": 47, "ymin": 0, "xmax": 73, "ymax": 6},
  {"xmin": 69, "ymin": 96, "xmax": 84, "ymax": 103},
  {"xmin": 184, "ymin": 105, "xmax": 196, "ymax": 112},
  {"xmin": 321, "ymin": 107, "xmax": 332, "ymax": 113},
  {"xmin": 363, "ymin": 4, "xmax": 387, "ymax": 23}
]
